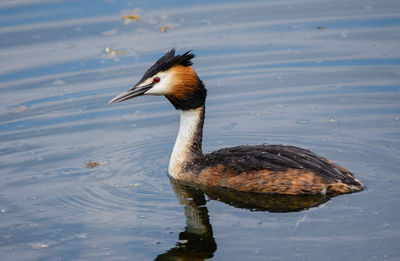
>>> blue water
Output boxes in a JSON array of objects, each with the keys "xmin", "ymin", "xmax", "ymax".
[{"xmin": 1, "ymin": 0, "xmax": 400, "ymax": 260}]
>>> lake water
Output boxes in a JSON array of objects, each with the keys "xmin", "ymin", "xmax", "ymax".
[{"xmin": 1, "ymin": 0, "xmax": 400, "ymax": 260}]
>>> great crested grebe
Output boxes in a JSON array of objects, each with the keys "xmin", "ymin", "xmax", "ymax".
[{"xmin": 109, "ymin": 49, "xmax": 364, "ymax": 195}]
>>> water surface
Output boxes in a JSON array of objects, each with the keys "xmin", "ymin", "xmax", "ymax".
[{"xmin": 1, "ymin": 0, "xmax": 400, "ymax": 260}]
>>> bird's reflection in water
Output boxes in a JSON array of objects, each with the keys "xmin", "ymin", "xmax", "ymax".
[
  {"xmin": 155, "ymin": 180, "xmax": 216, "ymax": 261},
  {"xmin": 155, "ymin": 179, "xmax": 337, "ymax": 260}
]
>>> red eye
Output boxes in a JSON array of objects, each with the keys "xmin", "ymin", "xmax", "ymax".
[{"xmin": 153, "ymin": 77, "xmax": 160, "ymax": 83}]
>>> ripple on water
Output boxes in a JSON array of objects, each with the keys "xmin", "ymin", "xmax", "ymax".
[
  {"xmin": 0, "ymin": 0, "xmax": 399, "ymax": 260},
  {"xmin": 36, "ymin": 136, "xmax": 177, "ymax": 221}
]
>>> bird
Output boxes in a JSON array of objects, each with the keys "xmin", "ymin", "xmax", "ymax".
[{"xmin": 109, "ymin": 49, "xmax": 364, "ymax": 195}]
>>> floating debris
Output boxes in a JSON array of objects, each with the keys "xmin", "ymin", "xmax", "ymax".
[
  {"xmin": 63, "ymin": 43, "xmax": 75, "ymax": 49},
  {"xmin": 316, "ymin": 26, "xmax": 325, "ymax": 30},
  {"xmin": 121, "ymin": 14, "xmax": 140, "ymax": 23},
  {"xmin": 51, "ymin": 79, "xmax": 66, "ymax": 86},
  {"xmin": 11, "ymin": 106, "xmax": 30, "ymax": 113},
  {"xmin": 74, "ymin": 233, "xmax": 87, "ymax": 239},
  {"xmin": 160, "ymin": 25, "xmax": 170, "ymax": 32},
  {"xmin": 296, "ymin": 119, "xmax": 310, "ymax": 125},
  {"xmin": 104, "ymin": 47, "xmax": 127, "ymax": 58},
  {"xmin": 85, "ymin": 161, "xmax": 107, "ymax": 168},
  {"xmin": 29, "ymin": 243, "xmax": 50, "ymax": 249},
  {"xmin": 130, "ymin": 183, "xmax": 140, "ymax": 187}
]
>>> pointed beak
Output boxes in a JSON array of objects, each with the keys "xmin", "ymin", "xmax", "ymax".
[{"xmin": 109, "ymin": 83, "xmax": 153, "ymax": 104}]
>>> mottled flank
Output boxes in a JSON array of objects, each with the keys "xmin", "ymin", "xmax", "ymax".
[
  {"xmin": 181, "ymin": 145, "xmax": 364, "ymax": 195},
  {"xmin": 195, "ymin": 165, "xmax": 323, "ymax": 194}
]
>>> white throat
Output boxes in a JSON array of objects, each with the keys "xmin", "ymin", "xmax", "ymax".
[{"xmin": 169, "ymin": 106, "xmax": 204, "ymax": 178}]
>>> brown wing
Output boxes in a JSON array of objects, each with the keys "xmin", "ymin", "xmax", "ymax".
[{"xmin": 200, "ymin": 144, "xmax": 359, "ymax": 186}]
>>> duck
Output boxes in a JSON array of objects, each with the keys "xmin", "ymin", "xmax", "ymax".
[{"xmin": 109, "ymin": 49, "xmax": 364, "ymax": 195}]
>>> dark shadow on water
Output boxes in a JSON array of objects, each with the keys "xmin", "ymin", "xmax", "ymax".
[{"xmin": 155, "ymin": 179, "xmax": 337, "ymax": 260}]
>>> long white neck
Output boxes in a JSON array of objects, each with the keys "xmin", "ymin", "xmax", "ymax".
[{"xmin": 168, "ymin": 105, "xmax": 205, "ymax": 179}]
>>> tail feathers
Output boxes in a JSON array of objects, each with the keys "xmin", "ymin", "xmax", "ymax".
[{"xmin": 326, "ymin": 179, "xmax": 364, "ymax": 194}]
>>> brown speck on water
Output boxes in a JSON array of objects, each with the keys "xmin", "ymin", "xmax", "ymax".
[
  {"xmin": 160, "ymin": 25, "xmax": 170, "ymax": 32},
  {"xmin": 85, "ymin": 161, "xmax": 106, "ymax": 168},
  {"xmin": 121, "ymin": 14, "xmax": 140, "ymax": 23},
  {"xmin": 104, "ymin": 47, "xmax": 127, "ymax": 58},
  {"xmin": 11, "ymin": 106, "xmax": 30, "ymax": 113}
]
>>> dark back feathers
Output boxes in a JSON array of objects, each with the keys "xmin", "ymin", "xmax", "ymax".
[{"xmin": 198, "ymin": 144, "xmax": 357, "ymax": 185}]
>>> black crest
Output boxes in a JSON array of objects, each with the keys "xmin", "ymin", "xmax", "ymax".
[{"xmin": 139, "ymin": 49, "xmax": 195, "ymax": 83}]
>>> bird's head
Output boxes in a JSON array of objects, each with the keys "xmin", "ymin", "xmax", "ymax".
[{"xmin": 109, "ymin": 49, "xmax": 207, "ymax": 110}]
